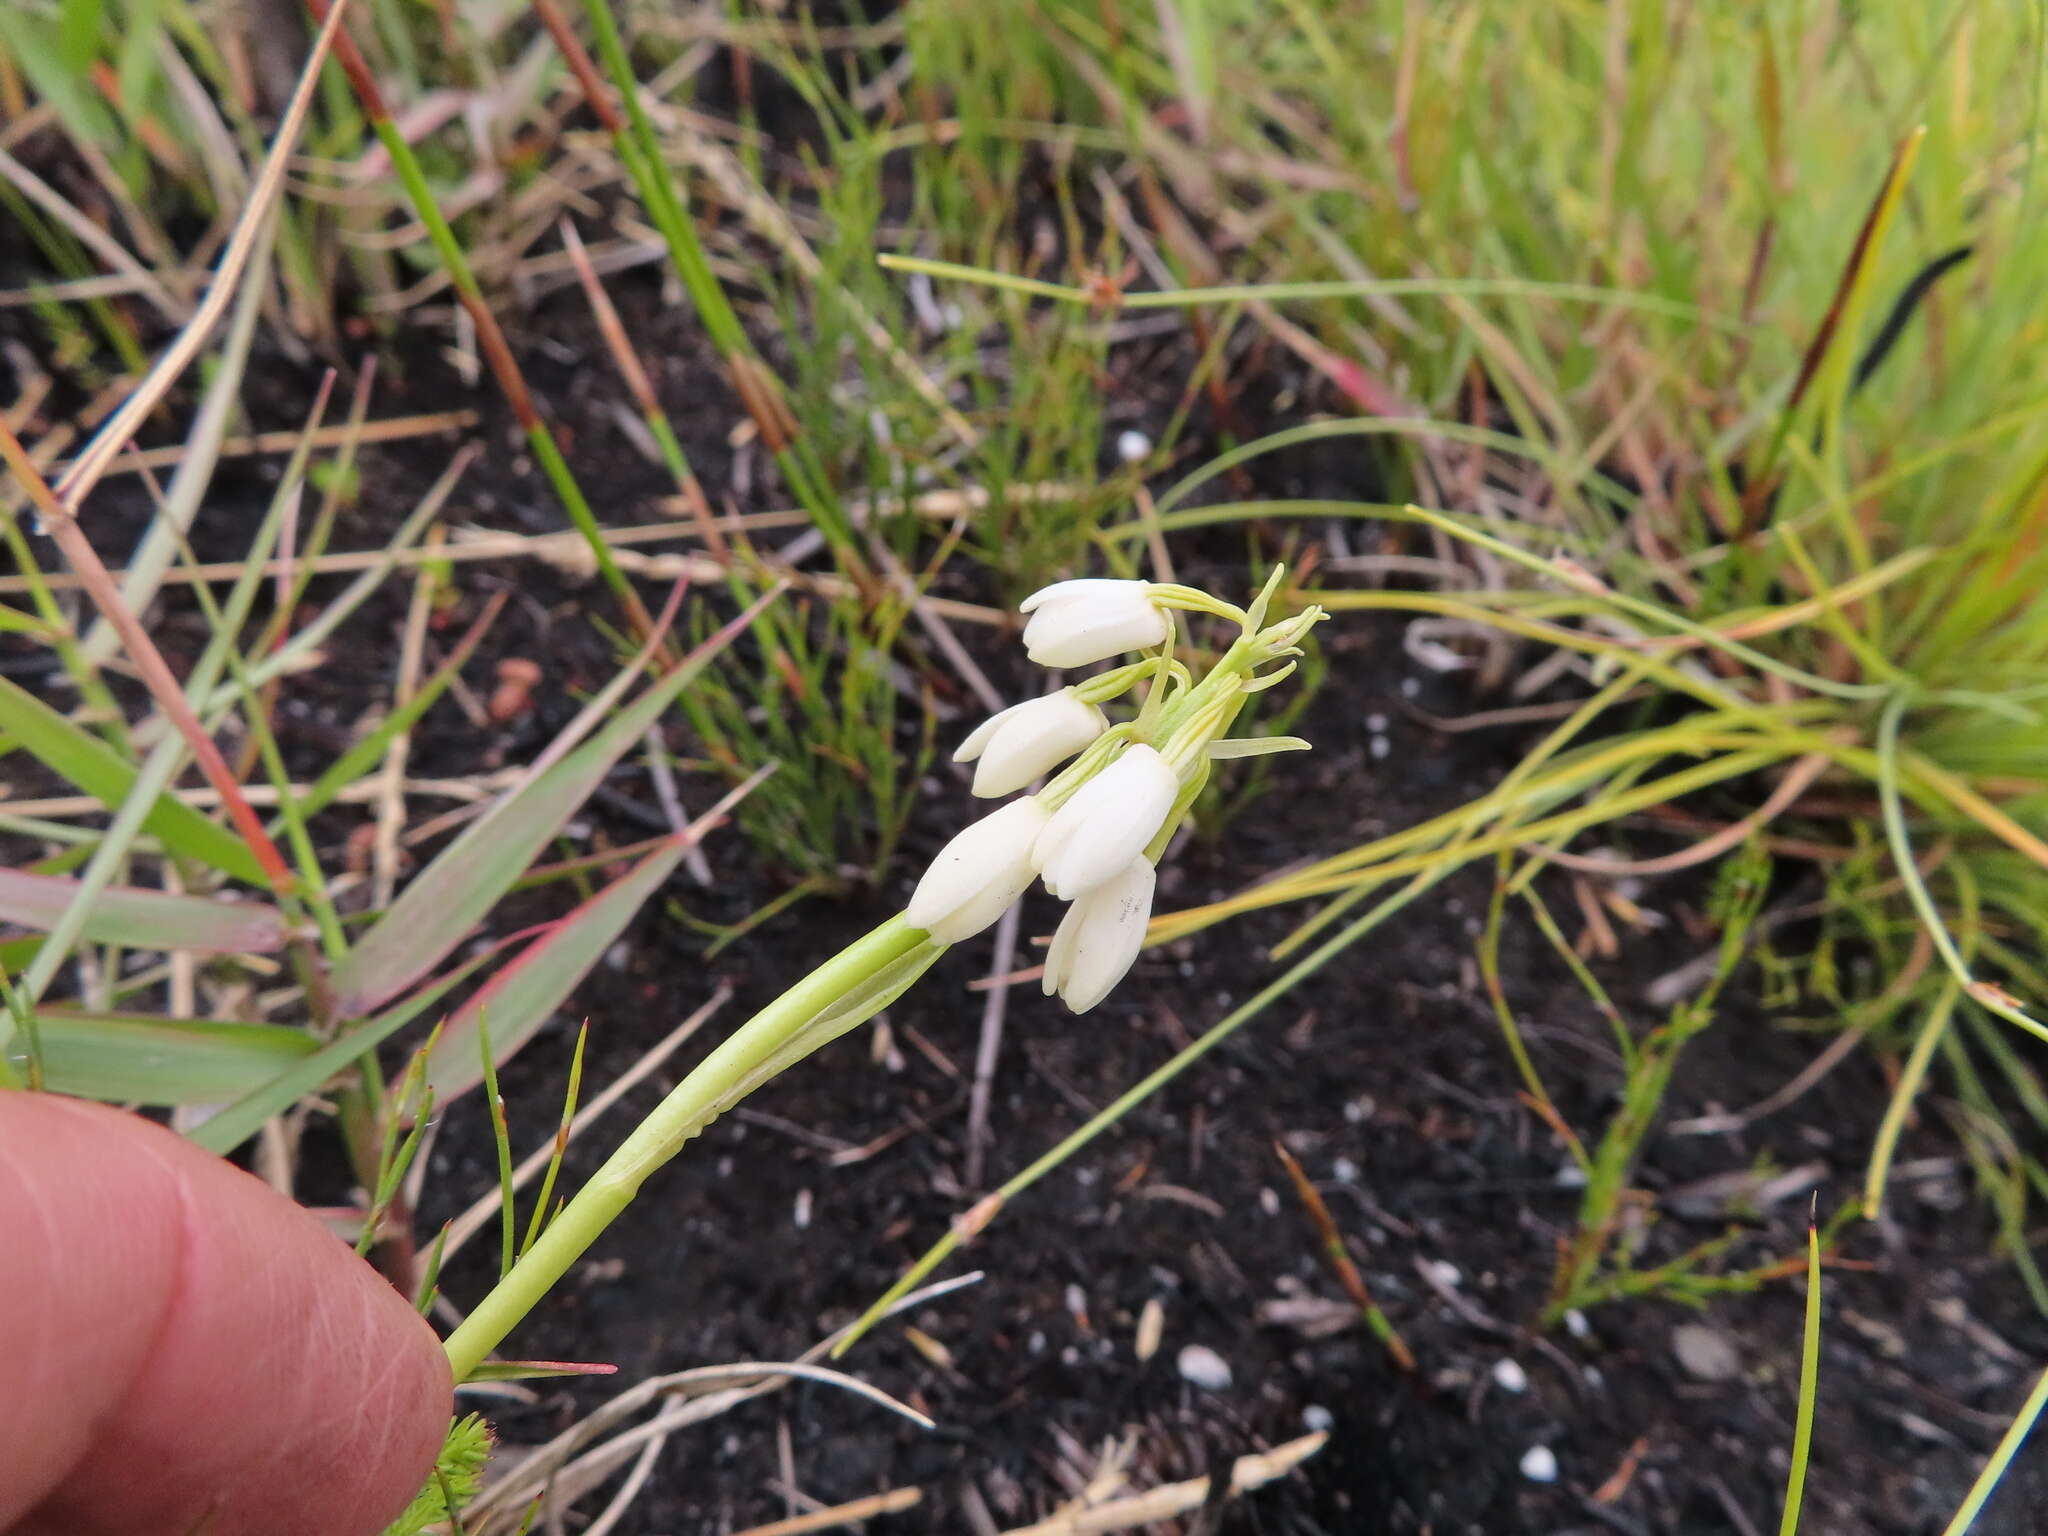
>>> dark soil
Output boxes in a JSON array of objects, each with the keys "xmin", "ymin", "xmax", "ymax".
[{"xmin": 7, "ymin": 214, "xmax": 2048, "ymax": 1536}]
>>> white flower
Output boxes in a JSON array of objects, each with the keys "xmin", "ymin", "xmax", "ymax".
[
  {"xmin": 1034, "ymin": 744, "xmax": 1179, "ymax": 899},
  {"xmin": 1043, "ymin": 857, "xmax": 1154, "ymax": 1013},
  {"xmin": 1020, "ymin": 578, "xmax": 1169, "ymax": 668},
  {"xmin": 953, "ymin": 690, "xmax": 1108, "ymax": 797},
  {"xmin": 905, "ymin": 796, "xmax": 1049, "ymax": 943}
]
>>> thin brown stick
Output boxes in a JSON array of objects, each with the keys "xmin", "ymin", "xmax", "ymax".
[
  {"xmin": 1271, "ymin": 1141, "xmax": 1415, "ymax": 1371},
  {"xmin": 965, "ymin": 902, "xmax": 1022, "ymax": 1188},
  {"xmin": 530, "ymin": 0, "xmax": 627, "ymax": 135},
  {"xmin": 52, "ymin": 410, "xmax": 476, "ymax": 478},
  {"xmin": 374, "ymin": 527, "xmax": 441, "ymax": 906},
  {"xmin": 54, "ymin": 0, "xmax": 354, "ymax": 510},
  {"xmin": 0, "ymin": 484, "xmax": 1070, "ymax": 597},
  {"xmin": 998, "ymin": 1434, "xmax": 1325, "ymax": 1534},
  {"xmin": 0, "ymin": 420, "xmax": 293, "ymax": 891},
  {"xmin": 731, "ymin": 1489, "xmax": 924, "ymax": 1536},
  {"xmin": 0, "ymin": 147, "xmax": 189, "ymax": 321}
]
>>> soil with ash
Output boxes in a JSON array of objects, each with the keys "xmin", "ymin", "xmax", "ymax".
[{"xmin": 7, "ymin": 264, "xmax": 2047, "ymax": 1536}]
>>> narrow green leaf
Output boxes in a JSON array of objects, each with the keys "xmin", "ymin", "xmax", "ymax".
[
  {"xmin": 0, "ymin": 673, "xmax": 269, "ymax": 884},
  {"xmin": 1940, "ymin": 1366, "xmax": 2048, "ymax": 1535},
  {"xmin": 461, "ymin": 1359, "xmax": 617, "ymax": 1381},
  {"xmin": 331, "ymin": 595, "xmax": 770, "ymax": 1014},
  {"xmin": 0, "ymin": 867, "xmax": 288, "ymax": 951},
  {"xmin": 1778, "ymin": 1222, "xmax": 1822, "ymax": 1536},
  {"xmin": 58, "ymin": 0, "xmax": 103, "ymax": 72},
  {"xmin": 425, "ymin": 836, "xmax": 690, "ymax": 1104},
  {"xmin": 6, "ymin": 13, "xmax": 118, "ymax": 143},
  {"xmin": 16, "ymin": 1011, "xmax": 317, "ymax": 1105}
]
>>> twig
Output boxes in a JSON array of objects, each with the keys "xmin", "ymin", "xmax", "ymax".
[
  {"xmin": 0, "ymin": 146, "xmax": 190, "ymax": 322},
  {"xmin": 730, "ymin": 1489, "xmax": 924, "ymax": 1536},
  {"xmin": 51, "ymin": 410, "xmax": 477, "ymax": 478},
  {"xmin": 1271, "ymin": 1141, "xmax": 1414, "ymax": 1370},
  {"xmin": 965, "ymin": 902, "xmax": 1022, "ymax": 1188},
  {"xmin": 0, "ymin": 483, "xmax": 1071, "ymax": 600},
  {"xmin": 376, "ymin": 527, "xmax": 441, "ymax": 906},
  {"xmin": 997, "ymin": 1434, "xmax": 1325, "ymax": 1534},
  {"xmin": 0, "ymin": 419, "xmax": 293, "ymax": 894},
  {"xmin": 1, "ymin": 770, "xmax": 525, "ymax": 821},
  {"xmin": 53, "ymin": 0, "xmax": 353, "ymax": 510},
  {"xmin": 577, "ymin": 1428, "xmax": 666, "ymax": 1536}
]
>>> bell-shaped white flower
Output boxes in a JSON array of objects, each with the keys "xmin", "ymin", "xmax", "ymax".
[
  {"xmin": 1020, "ymin": 578, "xmax": 1169, "ymax": 668},
  {"xmin": 1043, "ymin": 857, "xmax": 1154, "ymax": 1013},
  {"xmin": 1034, "ymin": 744, "xmax": 1179, "ymax": 899},
  {"xmin": 906, "ymin": 795, "xmax": 1049, "ymax": 943},
  {"xmin": 954, "ymin": 689, "xmax": 1108, "ymax": 798}
]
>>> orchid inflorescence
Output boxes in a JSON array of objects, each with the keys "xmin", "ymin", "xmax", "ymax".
[{"xmin": 907, "ymin": 569, "xmax": 1326, "ymax": 1013}]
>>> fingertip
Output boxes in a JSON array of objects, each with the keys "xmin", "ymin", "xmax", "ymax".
[{"xmin": 1, "ymin": 1095, "xmax": 455, "ymax": 1536}]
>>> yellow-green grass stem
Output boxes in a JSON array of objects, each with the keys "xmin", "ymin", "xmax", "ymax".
[
  {"xmin": 1939, "ymin": 1365, "xmax": 2048, "ymax": 1536},
  {"xmin": 443, "ymin": 916, "xmax": 934, "ymax": 1381}
]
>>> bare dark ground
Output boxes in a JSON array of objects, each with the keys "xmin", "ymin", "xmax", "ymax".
[{"xmin": 6, "ymin": 260, "xmax": 2048, "ymax": 1536}]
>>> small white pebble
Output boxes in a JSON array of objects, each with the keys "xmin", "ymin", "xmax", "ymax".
[
  {"xmin": 1401, "ymin": 676, "xmax": 1421, "ymax": 697},
  {"xmin": 605, "ymin": 941, "xmax": 632, "ymax": 971},
  {"xmin": 1177, "ymin": 1343, "xmax": 1233, "ymax": 1391},
  {"xmin": 1259, "ymin": 1187, "xmax": 1282, "ymax": 1216},
  {"xmin": 1332, "ymin": 1156, "xmax": 1359, "ymax": 1183},
  {"xmin": 1493, "ymin": 1358, "xmax": 1529, "ymax": 1393},
  {"xmin": 792, "ymin": 1188, "xmax": 812, "ymax": 1230},
  {"xmin": 1554, "ymin": 1162, "xmax": 1589, "ymax": 1188},
  {"xmin": 1065, "ymin": 1283, "xmax": 1088, "ymax": 1321},
  {"xmin": 1423, "ymin": 1259, "xmax": 1463, "ymax": 1289},
  {"xmin": 1365, "ymin": 713, "xmax": 1388, "ymax": 732},
  {"xmin": 1519, "ymin": 1445, "xmax": 1558, "ymax": 1483},
  {"xmin": 1302, "ymin": 1404, "xmax": 1335, "ymax": 1432},
  {"xmin": 1565, "ymin": 1309, "xmax": 1591, "ymax": 1339},
  {"xmin": 1116, "ymin": 429, "xmax": 1154, "ymax": 463},
  {"xmin": 1028, "ymin": 1330, "xmax": 1047, "ymax": 1355},
  {"xmin": 1343, "ymin": 1096, "xmax": 1375, "ymax": 1123},
  {"xmin": 1369, "ymin": 735, "xmax": 1391, "ymax": 760}
]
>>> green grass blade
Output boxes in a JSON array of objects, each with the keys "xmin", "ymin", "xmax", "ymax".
[
  {"xmin": 1778, "ymin": 1221, "xmax": 1823, "ymax": 1536},
  {"xmin": 1940, "ymin": 1365, "xmax": 2048, "ymax": 1536},
  {"xmin": 76, "ymin": 201, "xmax": 276, "ymax": 669},
  {"xmin": 16, "ymin": 1010, "xmax": 317, "ymax": 1104},
  {"xmin": 0, "ymin": 673, "xmax": 268, "ymax": 883},
  {"xmin": 424, "ymin": 835, "xmax": 692, "ymax": 1104},
  {"xmin": 330, "ymin": 594, "xmax": 770, "ymax": 1014},
  {"xmin": 0, "ymin": 867, "xmax": 288, "ymax": 951}
]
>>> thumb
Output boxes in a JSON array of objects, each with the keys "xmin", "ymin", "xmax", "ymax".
[{"xmin": 0, "ymin": 1092, "xmax": 453, "ymax": 1536}]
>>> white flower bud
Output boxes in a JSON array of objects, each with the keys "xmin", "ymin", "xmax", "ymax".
[
  {"xmin": 953, "ymin": 690, "xmax": 1108, "ymax": 798},
  {"xmin": 905, "ymin": 796, "xmax": 1049, "ymax": 943},
  {"xmin": 1043, "ymin": 857, "xmax": 1154, "ymax": 1013},
  {"xmin": 1019, "ymin": 578, "xmax": 1169, "ymax": 668},
  {"xmin": 1034, "ymin": 744, "xmax": 1179, "ymax": 899}
]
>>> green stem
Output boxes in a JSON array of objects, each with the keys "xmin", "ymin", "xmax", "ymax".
[
  {"xmin": 443, "ymin": 916, "xmax": 933, "ymax": 1380},
  {"xmin": 362, "ymin": 114, "xmax": 645, "ymax": 632}
]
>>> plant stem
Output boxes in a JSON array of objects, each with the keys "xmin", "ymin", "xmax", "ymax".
[{"xmin": 443, "ymin": 916, "xmax": 931, "ymax": 1380}]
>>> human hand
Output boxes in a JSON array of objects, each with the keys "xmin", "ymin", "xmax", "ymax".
[{"xmin": 0, "ymin": 1093, "xmax": 452, "ymax": 1536}]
